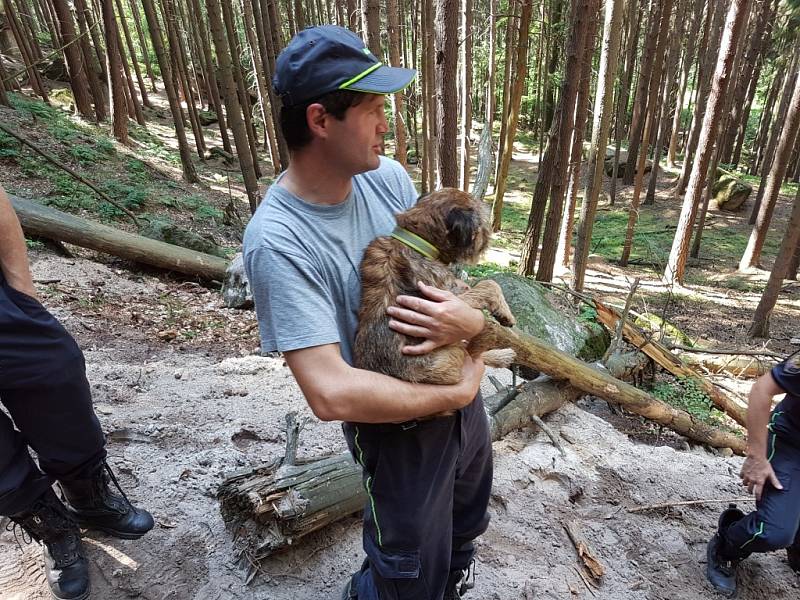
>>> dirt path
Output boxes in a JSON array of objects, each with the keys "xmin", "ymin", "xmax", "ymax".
[{"xmin": 2, "ymin": 254, "xmax": 799, "ymax": 600}]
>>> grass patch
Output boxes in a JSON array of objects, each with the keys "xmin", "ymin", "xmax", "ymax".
[{"xmin": 650, "ymin": 376, "xmax": 726, "ymax": 427}]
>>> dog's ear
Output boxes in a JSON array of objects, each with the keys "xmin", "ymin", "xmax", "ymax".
[{"xmin": 445, "ymin": 207, "xmax": 475, "ymax": 249}]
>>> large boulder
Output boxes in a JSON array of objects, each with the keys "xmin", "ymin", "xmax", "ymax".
[
  {"xmin": 713, "ymin": 171, "xmax": 752, "ymax": 211},
  {"xmin": 604, "ymin": 151, "xmax": 652, "ymax": 177},
  {"xmin": 480, "ymin": 273, "xmax": 609, "ymax": 361}
]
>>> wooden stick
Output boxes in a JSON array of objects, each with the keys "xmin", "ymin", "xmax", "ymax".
[
  {"xmin": 603, "ymin": 277, "xmax": 640, "ymax": 362},
  {"xmin": 666, "ymin": 343, "xmax": 783, "ymax": 359},
  {"xmin": 531, "ymin": 414, "xmax": 566, "ymax": 457},
  {"xmin": 628, "ymin": 497, "xmax": 752, "ymax": 513}
]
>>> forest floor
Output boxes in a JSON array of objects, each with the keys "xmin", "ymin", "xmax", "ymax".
[{"xmin": 1, "ymin": 90, "xmax": 799, "ymax": 599}]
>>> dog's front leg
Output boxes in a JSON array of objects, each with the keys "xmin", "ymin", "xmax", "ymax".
[{"xmin": 458, "ymin": 279, "xmax": 516, "ymax": 327}]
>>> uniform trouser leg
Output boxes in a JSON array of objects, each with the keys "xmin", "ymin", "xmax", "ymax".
[
  {"xmin": 722, "ymin": 412, "xmax": 800, "ymax": 559},
  {"xmin": 344, "ymin": 395, "xmax": 492, "ymax": 600},
  {"xmin": 0, "ymin": 361, "xmax": 107, "ymax": 517}
]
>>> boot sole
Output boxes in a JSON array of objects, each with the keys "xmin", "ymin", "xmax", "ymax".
[
  {"xmin": 51, "ymin": 582, "xmax": 91, "ymax": 600},
  {"xmin": 76, "ymin": 522, "xmax": 151, "ymax": 540}
]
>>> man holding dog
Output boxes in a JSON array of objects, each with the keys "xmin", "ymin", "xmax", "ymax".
[{"xmin": 243, "ymin": 26, "xmax": 492, "ymax": 600}]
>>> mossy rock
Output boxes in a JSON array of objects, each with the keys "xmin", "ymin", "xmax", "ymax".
[
  {"xmin": 140, "ymin": 220, "xmax": 227, "ymax": 258},
  {"xmin": 479, "ymin": 273, "xmax": 609, "ymax": 360},
  {"xmin": 633, "ymin": 312, "xmax": 694, "ymax": 347},
  {"xmin": 199, "ymin": 110, "xmax": 219, "ymax": 126},
  {"xmin": 713, "ymin": 174, "xmax": 752, "ymax": 211}
]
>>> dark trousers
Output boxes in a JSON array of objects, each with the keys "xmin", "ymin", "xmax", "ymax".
[
  {"xmin": 723, "ymin": 402, "xmax": 800, "ymax": 558},
  {"xmin": 0, "ymin": 276, "xmax": 105, "ymax": 516},
  {"xmin": 343, "ymin": 394, "xmax": 492, "ymax": 600}
]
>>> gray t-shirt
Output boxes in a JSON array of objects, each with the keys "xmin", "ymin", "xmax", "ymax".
[{"xmin": 243, "ymin": 156, "xmax": 418, "ymax": 365}]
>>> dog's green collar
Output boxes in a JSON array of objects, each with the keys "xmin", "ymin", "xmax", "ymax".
[{"xmin": 390, "ymin": 227, "xmax": 440, "ymax": 261}]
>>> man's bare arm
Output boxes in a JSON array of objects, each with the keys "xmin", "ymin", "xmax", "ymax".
[
  {"xmin": 0, "ymin": 184, "xmax": 37, "ymax": 299},
  {"xmin": 740, "ymin": 372, "xmax": 785, "ymax": 500},
  {"xmin": 284, "ymin": 343, "xmax": 484, "ymax": 423}
]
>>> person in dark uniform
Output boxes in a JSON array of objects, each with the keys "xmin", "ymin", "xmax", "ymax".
[
  {"xmin": 243, "ymin": 26, "xmax": 491, "ymax": 600},
  {"xmin": 0, "ymin": 184, "xmax": 154, "ymax": 600},
  {"xmin": 706, "ymin": 348, "xmax": 800, "ymax": 597}
]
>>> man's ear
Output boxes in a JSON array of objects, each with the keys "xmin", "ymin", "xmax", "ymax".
[{"xmin": 306, "ymin": 103, "xmax": 328, "ymax": 140}]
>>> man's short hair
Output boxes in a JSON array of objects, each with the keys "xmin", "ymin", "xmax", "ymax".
[{"xmin": 280, "ymin": 90, "xmax": 368, "ymax": 151}]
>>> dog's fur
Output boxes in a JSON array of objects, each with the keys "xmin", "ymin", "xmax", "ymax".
[{"xmin": 354, "ymin": 188, "xmax": 520, "ymax": 395}]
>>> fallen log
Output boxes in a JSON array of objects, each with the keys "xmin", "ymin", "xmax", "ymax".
[
  {"xmin": 594, "ymin": 301, "xmax": 748, "ymax": 427},
  {"xmin": 675, "ymin": 352, "xmax": 775, "ymax": 379},
  {"xmin": 218, "ymin": 379, "xmax": 585, "ymax": 566},
  {"xmin": 10, "ymin": 195, "xmax": 229, "ymax": 281}
]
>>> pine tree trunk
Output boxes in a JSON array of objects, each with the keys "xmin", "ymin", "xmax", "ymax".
[
  {"xmin": 260, "ymin": 0, "xmax": 291, "ymax": 169},
  {"xmin": 518, "ymin": 0, "xmax": 595, "ymax": 278},
  {"xmin": 554, "ymin": 5, "xmax": 599, "ymax": 274},
  {"xmin": 128, "ymin": 0, "xmax": 158, "ymax": 92},
  {"xmin": 206, "ymin": 0, "xmax": 261, "ymax": 211},
  {"xmin": 490, "ymin": 0, "xmax": 532, "ymax": 230},
  {"xmin": 491, "ymin": 0, "xmax": 517, "ymax": 225},
  {"xmin": 113, "ymin": 5, "xmax": 146, "ymax": 126},
  {"xmin": 619, "ymin": 0, "xmax": 674, "ymax": 266},
  {"xmin": 141, "ymin": 0, "xmax": 199, "ymax": 182},
  {"xmin": 458, "ymin": 0, "xmax": 473, "ymax": 190},
  {"xmin": 572, "ymin": 0, "xmax": 624, "ymax": 292},
  {"xmin": 221, "ymin": 0, "xmax": 263, "ymax": 179},
  {"xmin": 665, "ymin": 0, "xmax": 753, "ymax": 286},
  {"xmin": 666, "ymin": 0, "xmax": 703, "ymax": 168},
  {"xmin": 49, "ymin": 0, "xmax": 95, "ymax": 119},
  {"xmin": 621, "ymin": 0, "xmax": 667, "ymax": 185},
  {"xmin": 73, "ymin": 0, "xmax": 108, "ymax": 120},
  {"xmin": 3, "ymin": 0, "xmax": 48, "ymax": 100},
  {"xmin": 675, "ymin": 0, "xmax": 724, "ymax": 195},
  {"xmin": 101, "ymin": 0, "xmax": 129, "ymax": 142},
  {"xmin": 739, "ymin": 66, "xmax": 800, "ymax": 271},
  {"xmin": 435, "ymin": 0, "xmax": 459, "ymax": 187},
  {"xmin": 114, "ymin": 0, "xmax": 151, "ymax": 108},
  {"xmin": 721, "ymin": 0, "xmax": 776, "ymax": 164},
  {"xmin": 787, "ymin": 236, "xmax": 800, "ymax": 281},
  {"xmin": 750, "ymin": 185, "xmax": 800, "ymax": 337},
  {"xmin": 609, "ymin": 0, "xmax": 640, "ymax": 204},
  {"xmin": 363, "ymin": 0, "xmax": 381, "ymax": 56},
  {"xmin": 0, "ymin": 60, "xmax": 9, "ymax": 106},
  {"xmin": 386, "ymin": 0, "xmax": 408, "ymax": 167},
  {"xmin": 748, "ymin": 49, "xmax": 800, "ymax": 225}
]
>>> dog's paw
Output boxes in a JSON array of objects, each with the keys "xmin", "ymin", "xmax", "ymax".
[
  {"xmin": 494, "ymin": 309, "xmax": 516, "ymax": 327},
  {"xmin": 481, "ymin": 348, "xmax": 516, "ymax": 368}
]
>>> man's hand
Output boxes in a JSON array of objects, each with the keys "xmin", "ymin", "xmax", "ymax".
[
  {"xmin": 387, "ymin": 281, "xmax": 485, "ymax": 355},
  {"xmin": 454, "ymin": 353, "xmax": 485, "ymax": 407},
  {"xmin": 740, "ymin": 455, "xmax": 783, "ymax": 501}
]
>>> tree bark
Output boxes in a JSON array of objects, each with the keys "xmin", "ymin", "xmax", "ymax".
[
  {"xmin": 490, "ymin": 0, "xmax": 531, "ymax": 230},
  {"xmin": 115, "ymin": 0, "xmax": 151, "ymax": 108},
  {"xmin": 362, "ymin": 0, "xmax": 381, "ymax": 57},
  {"xmin": 101, "ymin": 0, "xmax": 129, "ymax": 142},
  {"xmin": 141, "ymin": 0, "xmax": 199, "ymax": 182},
  {"xmin": 739, "ymin": 63, "xmax": 800, "ymax": 271},
  {"xmin": 458, "ymin": 0, "xmax": 472, "ymax": 190},
  {"xmin": 434, "ymin": 0, "xmax": 459, "ymax": 187},
  {"xmin": 573, "ymin": 0, "xmax": 624, "ymax": 292},
  {"xmin": 206, "ymin": 0, "xmax": 261, "ymax": 212},
  {"xmin": 3, "ymin": 0, "xmax": 48, "ymax": 100},
  {"xmin": 386, "ymin": 0, "xmax": 408, "ymax": 167},
  {"xmin": 50, "ymin": 0, "xmax": 95, "ymax": 119},
  {"xmin": 665, "ymin": 0, "xmax": 752, "ymax": 286},
  {"xmin": 128, "ymin": 0, "xmax": 158, "ymax": 92},
  {"xmin": 750, "ymin": 185, "xmax": 800, "ymax": 337}
]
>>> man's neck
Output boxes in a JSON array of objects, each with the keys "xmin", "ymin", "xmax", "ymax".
[{"xmin": 279, "ymin": 151, "xmax": 354, "ymax": 206}]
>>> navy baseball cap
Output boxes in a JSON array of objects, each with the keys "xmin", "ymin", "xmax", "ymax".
[{"xmin": 273, "ymin": 25, "xmax": 416, "ymax": 108}]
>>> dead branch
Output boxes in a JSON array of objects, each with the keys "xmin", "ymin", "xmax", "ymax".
[
  {"xmin": 665, "ymin": 343, "xmax": 783, "ymax": 359},
  {"xmin": 563, "ymin": 520, "xmax": 604, "ymax": 582},
  {"xmin": 594, "ymin": 301, "xmax": 748, "ymax": 427},
  {"xmin": 0, "ymin": 123, "xmax": 140, "ymax": 228},
  {"xmin": 531, "ymin": 414, "xmax": 566, "ymax": 457}
]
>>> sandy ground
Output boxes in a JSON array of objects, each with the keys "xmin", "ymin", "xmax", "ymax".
[{"xmin": 1, "ymin": 253, "xmax": 799, "ymax": 600}]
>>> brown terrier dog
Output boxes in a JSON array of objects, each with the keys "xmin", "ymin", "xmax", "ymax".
[{"xmin": 354, "ymin": 187, "xmax": 521, "ymax": 394}]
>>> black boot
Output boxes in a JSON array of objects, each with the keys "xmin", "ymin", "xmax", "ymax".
[
  {"xmin": 444, "ymin": 559, "xmax": 475, "ymax": 599},
  {"xmin": 787, "ymin": 546, "xmax": 800, "ymax": 573},
  {"xmin": 8, "ymin": 487, "xmax": 90, "ymax": 600},
  {"xmin": 58, "ymin": 461, "xmax": 154, "ymax": 539},
  {"xmin": 706, "ymin": 504, "xmax": 745, "ymax": 598}
]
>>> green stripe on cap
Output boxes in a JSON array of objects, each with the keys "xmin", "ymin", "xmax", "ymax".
[
  {"xmin": 339, "ymin": 62, "xmax": 383, "ymax": 90},
  {"xmin": 390, "ymin": 227, "xmax": 439, "ymax": 260}
]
